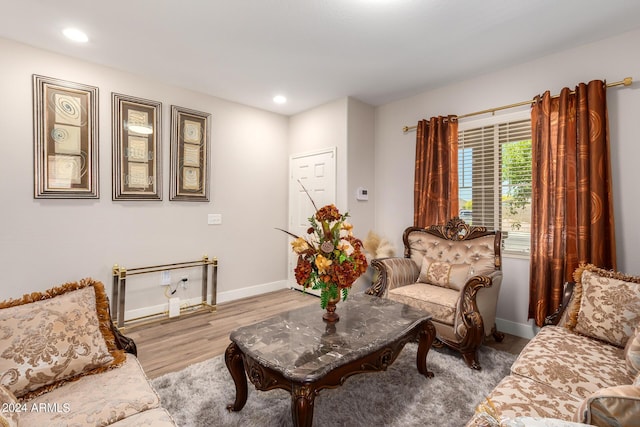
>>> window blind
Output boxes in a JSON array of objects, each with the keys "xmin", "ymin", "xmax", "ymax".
[{"xmin": 458, "ymin": 118, "xmax": 532, "ymax": 255}]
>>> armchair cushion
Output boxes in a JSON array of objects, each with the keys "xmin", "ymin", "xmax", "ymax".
[
  {"xmin": 567, "ymin": 264, "xmax": 640, "ymax": 348},
  {"xmin": 418, "ymin": 257, "xmax": 471, "ymax": 290},
  {"xmin": 0, "ymin": 279, "xmax": 126, "ymax": 400},
  {"xmin": 388, "ymin": 283, "xmax": 458, "ymax": 326},
  {"xmin": 407, "ymin": 231, "xmax": 496, "ymax": 279}
]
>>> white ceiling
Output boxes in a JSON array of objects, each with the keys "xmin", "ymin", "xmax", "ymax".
[{"xmin": 2, "ymin": 0, "xmax": 640, "ymax": 115}]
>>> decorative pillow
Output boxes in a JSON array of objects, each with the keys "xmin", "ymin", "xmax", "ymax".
[
  {"xmin": 625, "ymin": 327, "xmax": 640, "ymax": 377},
  {"xmin": 573, "ymin": 385, "xmax": 640, "ymax": 426},
  {"xmin": 418, "ymin": 257, "xmax": 471, "ymax": 290},
  {"xmin": 566, "ymin": 264, "xmax": 640, "ymax": 348},
  {"xmin": 0, "ymin": 279, "xmax": 125, "ymax": 400},
  {"xmin": 0, "ymin": 386, "xmax": 19, "ymax": 427}
]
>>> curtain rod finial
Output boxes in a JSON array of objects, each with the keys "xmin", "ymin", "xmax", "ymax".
[
  {"xmin": 403, "ymin": 126, "xmax": 410, "ymax": 132},
  {"xmin": 623, "ymin": 77, "xmax": 633, "ymax": 86}
]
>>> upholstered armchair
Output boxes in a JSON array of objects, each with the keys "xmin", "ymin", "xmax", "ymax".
[{"xmin": 366, "ymin": 218, "xmax": 503, "ymax": 369}]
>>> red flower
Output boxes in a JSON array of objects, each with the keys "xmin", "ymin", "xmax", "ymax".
[
  {"xmin": 294, "ymin": 257, "xmax": 312, "ymax": 286},
  {"xmin": 316, "ymin": 204, "xmax": 341, "ymax": 222}
]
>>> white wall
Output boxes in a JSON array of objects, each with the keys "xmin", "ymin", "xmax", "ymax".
[
  {"xmin": 288, "ymin": 97, "xmax": 348, "ymax": 208},
  {"xmin": 0, "ymin": 38, "xmax": 290, "ymax": 316},
  {"xmin": 346, "ymin": 98, "xmax": 376, "ymax": 236},
  {"xmin": 346, "ymin": 98, "xmax": 376, "ymax": 292},
  {"xmin": 374, "ymin": 28, "xmax": 640, "ymax": 338}
]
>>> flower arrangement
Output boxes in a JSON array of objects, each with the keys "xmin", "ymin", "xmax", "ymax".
[{"xmin": 278, "ymin": 190, "xmax": 368, "ymax": 310}]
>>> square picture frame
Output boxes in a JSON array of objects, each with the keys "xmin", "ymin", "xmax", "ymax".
[
  {"xmin": 33, "ymin": 75, "xmax": 99, "ymax": 199},
  {"xmin": 112, "ymin": 93, "xmax": 162, "ymax": 200},
  {"xmin": 170, "ymin": 106, "xmax": 211, "ymax": 201}
]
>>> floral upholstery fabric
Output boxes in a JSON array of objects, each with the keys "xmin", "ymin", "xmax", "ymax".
[
  {"xmin": 0, "ymin": 281, "xmax": 124, "ymax": 399},
  {"xmin": 407, "ymin": 231, "xmax": 496, "ymax": 277},
  {"xmin": 467, "ymin": 375, "xmax": 583, "ymax": 425},
  {"xmin": 625, "ymin": 327, "xmax": 640, "ymax": 377},
  {"xmin": 418, "ymin": 256, "xmax": 471, "ymax": 291},
  {"xmin": 510, "ymin": 326, "xmax": 632, "ymax": 399},
  {"xmin": 469, "ymin": 267, "xmax": 639, "ymax": 427},
  {"xmin": 388, "ymin": 283, "xmax": 458, "ymax": 325},
  {"xmin": 502, "ymin": 417, "xmax": 590, "ymax": 427},
  {"xmin": 573, "ymin": 384, "xmax": 640, "ymax": 426},
  {"xmin": 20, "ymin": 354, "xmax": 166, "ymax": 427},
  {"xmin": 0, "ymin": 386, "xmax": 18, "ymax": 427},
  {"xmin": 469, "ymin": 414, "xmax": 590, "ymax": 427},
  {"xmin": 567, "ymin": 265, "xmax": 640, "ymax": 348},
  {"xmin": 109, "ymin": 407, "xmax": 176, "ymax": 426}
]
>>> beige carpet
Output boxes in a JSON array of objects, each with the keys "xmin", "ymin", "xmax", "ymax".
[{"xmin": 152, "ymin": 343, "xmax": 516, "ymax": 427}]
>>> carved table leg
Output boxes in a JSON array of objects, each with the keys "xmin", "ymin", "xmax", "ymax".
[
  {"xmin": 416, "ymin": 320, "xmax": 436, "ymax": 378},
  {"xmin": 291, "ymin": 383, "xmax": 316, "ymax": 427},
  {"xmin": 225, "ymin": 342, "xmax": 248, "ymax": 412}
]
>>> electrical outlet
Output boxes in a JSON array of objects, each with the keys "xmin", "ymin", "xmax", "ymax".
[
  {"xmin": 180, "ymin": 275, "xmax": 189, "ymax": 289},
  {"xmin": 160, "ymin": 271, "xmax": 171, "ymax": 286}
]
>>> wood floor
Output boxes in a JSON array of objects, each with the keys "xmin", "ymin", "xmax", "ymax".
[{"xmin": 126, "ymin": 289, "xmax": 529, "ymax": 379}]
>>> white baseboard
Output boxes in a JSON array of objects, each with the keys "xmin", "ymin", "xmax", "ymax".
[
  {"xmin": 495, "ymin": 317, "xmax": 539, "ymax": 340},
  {"xmin": 124, "ymin": 296, "xmax": 205, "ymax": 322},
  {"xmin": 124, "ymin": 280, "xmax": 290, "ymax": 321},
  {"xmin": 216, "ymin": 280, "xmax": 289, "ymax": 304}
]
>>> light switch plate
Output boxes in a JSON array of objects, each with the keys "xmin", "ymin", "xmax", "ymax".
[{"xmin": 208, "ymin": 213, "xmax": 222, "ymax": 225}]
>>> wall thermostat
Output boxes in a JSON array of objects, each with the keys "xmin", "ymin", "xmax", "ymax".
[{"xmin": 356, "ymin": 187, "xmax": 369, "ymax": 201}]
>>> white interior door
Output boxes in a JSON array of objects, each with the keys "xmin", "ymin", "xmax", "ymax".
[{"xmin": 288, "ymin": 148, "xmax": 337, "ymax": 295}]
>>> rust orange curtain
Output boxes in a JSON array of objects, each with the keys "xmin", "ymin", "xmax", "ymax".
[
  {"xmin": 414, "ymin": 116, "xmax": 459, "ymax": 227},
  {"xmin": 529, "ymin": 80, "xmax": 616, "ymax": 326}
]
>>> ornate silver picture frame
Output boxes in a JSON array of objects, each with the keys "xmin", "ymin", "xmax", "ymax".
[
  {"xmin": 170, "ymin": 106, "xmax": 211, "ymax": 201},
  {"xmin": 33, "ymin": 75, "xmax": 99, "ymax": 198},
  {"xmin": 112, "ymin": 93, "xmax": 162, "ymax": 200}
]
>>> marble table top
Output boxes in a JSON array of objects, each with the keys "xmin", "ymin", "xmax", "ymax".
[{"xmin": 229, "ymin": 293, "xmax": 431, "ymax": 382}]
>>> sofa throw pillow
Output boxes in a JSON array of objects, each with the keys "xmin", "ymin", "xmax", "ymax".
[
  {"xmin": 418, "ymin": 257, "xmax": 471, "ymax": 290},
  {"xmin": 625, "ymin": 327, "xmax": 640, "ymax": 377},
  {"xmin": 573, "ymin": 384, "xmax": 640, "ymax": 427},
  {"xmin": 0, "ymin": 386, "xmax": 19, "ymax": 427},
  {"xmin": 0, "ymin": 279, "xmax": 125, "ymax": 400},
  {"xmin": 566, "ymin": 264, "xmax": 640, "ymax": 348}
]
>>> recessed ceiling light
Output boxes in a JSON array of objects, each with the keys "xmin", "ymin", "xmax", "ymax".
[
  {"xmin": 62, "ymin": 28, "xmax": 89, "ymax": 43},
  {"xmin": 273, "ymin": 95, "xmax": 287, "ymax": 104}
]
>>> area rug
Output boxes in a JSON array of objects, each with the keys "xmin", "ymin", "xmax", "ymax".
[{"xmin": 152, "ymin": 343, "xmax": 516, "ymax": 427}]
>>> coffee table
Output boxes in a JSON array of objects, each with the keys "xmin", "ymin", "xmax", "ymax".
[{"xmin": 225, "ymin": 293, "xmax": 435, "ymax": 427}]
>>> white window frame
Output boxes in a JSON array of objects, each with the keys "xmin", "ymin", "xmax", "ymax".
[{"xmin": 458, "ymin": 109, "xmax": 531, "ymax": 258}]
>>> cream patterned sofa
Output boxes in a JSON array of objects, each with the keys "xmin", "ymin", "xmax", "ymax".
[
  {"xmin": 0, "ymin": 279, "xmax": 176, "ymax": 427},
  {"xmin": 467, "ymin": 264, "xmax": 640, "ymax": 427},
  {"xmin": 367, "ymin": 218, "xmax": 503, "ymax": 369}
]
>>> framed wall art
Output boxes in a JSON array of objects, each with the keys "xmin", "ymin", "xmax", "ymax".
[
  {"xmin": 170, "ymin": 106, "xmax": 211, "ymax": 201},
  {"xmin": 112, "ymin": 93, "xmax": 162, "ymax": 200},
  {"xmin": 32, "ymin": 75, "xmax": 99, "ymax": 198}
]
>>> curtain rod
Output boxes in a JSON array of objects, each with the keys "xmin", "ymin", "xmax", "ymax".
[{"xmin": 402, "ymin": 77, "xmax": 633, "ymax": 133}]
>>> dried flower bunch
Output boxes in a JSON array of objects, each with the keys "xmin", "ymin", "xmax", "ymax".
[{"xmin": 279, "ymin": 186, "xmax": 368, "ymax": 309}]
